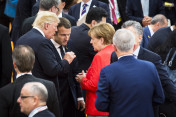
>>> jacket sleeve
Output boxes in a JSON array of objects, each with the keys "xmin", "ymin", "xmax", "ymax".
[
  {"xmin": 95, "ymin": 68, "xmax": 110, "ymax": 112},
  {"xmin": 81, "ymin": 54, "xmax": 102, "ymax": 91}
]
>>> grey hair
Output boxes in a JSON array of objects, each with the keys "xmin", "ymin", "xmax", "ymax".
[
  {"xmin": 40, "ymin": 0, "xmax": 60, "ymax": 10},
  {"xmin": 24, "ymin": 82, "xmax": 48, "ymax": 102},
  {"xmin": 150, "ymin": 14, "xmax": 167, "ymax": 26},
  {"xmin": 122, "ymin": 20, "xmax": 143, "ymax": 36},
  {"xmin": 113, "ymin": 29, "xmax": 135, "ymax": 52}
]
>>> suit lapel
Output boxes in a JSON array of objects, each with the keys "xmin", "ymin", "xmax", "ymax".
[
  {"xmin": 90, "ymin": 0, "xmax": 97, "ymax": 8},
  {"xmin": 76, "ymin": 3, "xmax": 81, "ymax": 19},
  {"xmin": 49, "ymin": 40, "xmax": 62, "ymax": 61}
]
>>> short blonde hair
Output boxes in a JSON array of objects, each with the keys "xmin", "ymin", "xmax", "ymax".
[
  {"xmin": 88, "ymin": 23, "xmax": 115, "ymax": 45},
  {"xmin": 33, "ymin": 11, "xmax": 59, "ymax": 29}
]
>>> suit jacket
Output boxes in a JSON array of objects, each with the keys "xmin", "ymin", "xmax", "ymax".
[
  {"xmin": 11, "ymin": 0, "xmax": 36, "ymax": 45},
  {"xmin": 95, "ymin": 56, "xmax": 165, "ymax": 117},
  {"xmin": 68, "ymin": 0, "xmax": 111, "ymax": 23},
  {"xmin": 16, "ymin": 28, "xmax": 69, "ymax": 97},
  {"xmin": 62, "ymin": 13, "xmax": 76, "ymax": 26},
  {"xmin": 0, "ymin": 74, "xmax": 60, "ymax": 117},
  {"xmin": 49, "ymin": 40, "xmax": 82, "ymax": 110},
  {"xmin": 33, "ymin": 109, "xmax": 55, "ymax": 117},
  {"xmin": 68, "ymin": 23, "xmax": 97, "ymax": 71},
  {"xmin": 147, "ymin": 26, "xmax": 172, "ymax": 52},
  {"xmin": 0, "ymin": 24, "xmax": 13, "ymax": 88},
  {"xmin": 141, "ymin": 26, "xmax": 151, "ymax": 48},
  {"xmin": 126, "ymin": 0, "xmax": 165, "ymax": 25},
  {"xmin": 111, "ymin": 47, "xmax": 176, "ymax": 101}
]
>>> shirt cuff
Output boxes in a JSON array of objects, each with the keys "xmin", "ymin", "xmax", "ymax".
[{"xmin": 77, "ymin": 97, "xmax": 84, "ymax": 101}]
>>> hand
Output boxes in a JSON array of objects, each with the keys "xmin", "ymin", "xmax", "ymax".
[
  {"xmin": 142, "ymin": 16, "xmax": 152, "ymax": 27},
  {"xmin": 77, "ymin": 100, "xmax": 85, "ymax": 111},
  {"xmin": 75, "ymin": 70, "xmax": 86, "ymax": 83},
  {"xmin": 63, "ymin": 51, "xmax": 76, "ymax": 64}
]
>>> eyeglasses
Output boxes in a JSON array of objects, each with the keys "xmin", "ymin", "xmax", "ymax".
[
  {"xmin": 20, "ymin": 96, "xmax": 34, "ymax": 99},
  {"xmin": 55, "ymin": 6, "xmax": 59, "ymax": 12}
]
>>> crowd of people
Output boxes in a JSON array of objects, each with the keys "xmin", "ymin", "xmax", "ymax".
[{"xmin": 0, "ymin": 0, "xmax": 176, "ymax": 117}]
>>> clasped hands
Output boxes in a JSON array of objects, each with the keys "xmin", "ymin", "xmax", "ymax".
[{"xmin": 75, "ymin": 70, "xmax": 86, "ymax": 83}]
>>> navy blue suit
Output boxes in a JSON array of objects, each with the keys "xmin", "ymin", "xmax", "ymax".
[
  {"xmin": 126, "ymin": 0, "xmax": 165, "ymax": 25},
  {"xmin": 96, "ymin": 56, "xmax": 165, "ymax": 117},
  {"xmin": 68, "ymin": 0, "xmax": 111, "ymax": 23},
  {"xmin": 141, "ymin": 26, "xmax": 151, "ymax": 48},
  {"xmin": 111, "ymin": 47, "xmax": 176, "ymax": 101}
]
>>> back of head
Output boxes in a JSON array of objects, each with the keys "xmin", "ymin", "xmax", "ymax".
[
  {"xmin": 85, "ymin": 7, "xmax": 107, "ymax": 24},
  {"xmin": 32, "ymin": 11, "xmax": 59, "ymax": 29},
  {"xmin": 113, "ymin": 29, "xmax": 135, "ymax": 52},
  {"xmin": 57, "ymin": 17, "xmax": 71, "ymax": 29},
  {"xmin": 24, "ymin": 82, "xmax": 48, "ymax": 103},
  {"xmin": 88, "ymin": 23, "xmax": 115, "ymax": 45},
  {"xmin": 122, "ymin": 20, "xmax": 143, "ymax": 36},
  {"xmin": 40, "ymin": 0, "xmax": 60, "ymax": 10},
  {"xmin": 12, "ymin": 45, "xmax": 35, "ymax": 73},
  {"xmin": 150, "ymin": 14, "xmax": 168, "ymax": 26}
]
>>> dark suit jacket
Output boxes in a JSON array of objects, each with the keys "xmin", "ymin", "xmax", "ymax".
[
  {"xmin": 49, "ymin": 40, "xmax": 82, "ymax": 109},
  {"xmin": 16, "ymin": 28, "xmax": 69, "ymax": 95},
  {"xmin": 0, "ymin": 74, "xmax": 60, "ymax": 117},
  {"xmin": 11, "ymin": 0, "xmax": 36, "ymax": 45},
  {"xmin": 0, "ymin": 24, "xmax": 13, "ymax": 88},
  {"xmin": 68, "ymin": 23, "xmax": 97, "ymax": 71},
  {"xmin": 96, "ymin": 56, "xmax": 164, "ymax": 117},
  {"xmin": 62, "ymin": 13, "xmax": 76, "ymax": 26},
  {"xmin": 68, "ymin": 0, "xmax": 111, "ymax": 23},
  {"xmin": 141, "ymin": 26, "xmax": 151, "ymax": 48},
  {"xmin": 34, "ymin": 109, "xmax": 55, "ymax": 117},
  {"xmin": 126, "ymin": 0, "xmax": 165, "ymax": 25},
  {"xmin": 111, "ymin": 47, "xmax": 176, "ymax": 101},
  {"xmin": 147, "ymin": 27, "xmax": 172, "ymax": 52}
]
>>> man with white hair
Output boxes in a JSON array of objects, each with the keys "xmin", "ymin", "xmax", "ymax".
[
  {"xmin": 95, "ymin": 29, "xmax": 164, "ymax": 117},
  {"xmin": 17, "ymin": 82, "xmax": 55, "ymax": 117}
]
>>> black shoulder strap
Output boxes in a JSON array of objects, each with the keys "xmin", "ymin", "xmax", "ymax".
[
  {"xmin": 168, "ymin": 50, "xmax": 176, "ymax": 67},
  {"xmin": 163, "ymin": 48, "xmax": 173, "ymax": 65},
  {"xmin": 163, "ymin": 48, "xmax": 176, "ymax": 67}
]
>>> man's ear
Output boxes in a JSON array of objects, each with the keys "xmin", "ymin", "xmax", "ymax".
[
  {"xmin": 90, "ymin": 20, "xmax": 97, "ymax": 27},
  {"xmin": 50, "ymin": 6, "xmax": 56, "ymax": 12},
  {"xmin": 44, "ymin": 23, "xmax": 49, "ymax": 30}
]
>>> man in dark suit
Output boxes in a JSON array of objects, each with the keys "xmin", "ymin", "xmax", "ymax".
[
  {"xmin": 20, "ymin": 0, "xmax": 61, "ymax": 36},
  {"xmin": 68, "ymin": 0, "xmax": 111, "ymax": 23},
  {"xmin": 111, "ymin": 21, "xmax": 176, "ymax": 117},
  {"xmin": 69, "ymin": 7, "xmax": 107, "ymax": 72},
  {"xmin": 31, "ymin": 0, "xmax": 76, "ymax": 27},
  {"xmin": 0, "ymin": 45, "xmax": 60, "ymax": 117},
  {"xmin": 147, "ymin": 23, "xmax": 176, "ymax": 52},
  {"xmin": 96, "ymin": 29, "xmax": 165, "ymax": 117},
  {"xmin": 51, "ymin": 17, "xmax": 84, "ymax": 117},
  {"xmin": 126, "ymin": 0, "xmax": 165, "ymax": 26},
  {"xmin": 0, "ymin": 24, "xmax": 13, "ymax": 88},
  {"xmin": 17, "ymin": 82, "xmax": 56, "ymax": 117},
  {"xmin": 141, "ymin": 14, "xmax": 168, "ymax": 48},
  {"xmin": 11, "ymin": 0, "xmax": 36, "ymax": 45}
]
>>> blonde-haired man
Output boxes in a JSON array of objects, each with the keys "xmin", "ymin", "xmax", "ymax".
[{"xmin": 16, "ymin": 11, "xmax": 77, "ymax": 117}]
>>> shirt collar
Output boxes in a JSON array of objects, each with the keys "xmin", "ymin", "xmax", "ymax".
[
  {"xmin": 58, "ymin": 11, "xmax": 63, "ymax": 18},
  {"xmin": 118, "ymin": 54, "xmax": 133, "ymax": 60},
  {"xmin": 133, "ymin": 46, "xmax": 140, "ymax": 58},
  {"xmin": 51, "ymin": 39, "xmax": 61, "ymax": 48},
  {"xmin": 170, "ymin": 26, "xmax": 174, "ymax": 31},
  {"xmin": 148, "ymin": 25, "xmax": 154, "ymax": 36},
  {"xmin": 28, "ymin": 106, "xmax": 48, "ymax": 117},
  {"xmin": 81, "ymin": 0, "xmax": 92, "ymax": 7},
  {"xmin": 33, "ymin": 27, "xmax": 45, "ymax": 37},
  {"xmin": 16, "ymin": 72, "xmax": 32, "ymax": 79}
]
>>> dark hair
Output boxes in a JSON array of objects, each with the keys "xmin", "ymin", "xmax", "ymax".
[
  {"xmin": 12, "ymin": 45, "xmax": 35, "ymax": 72},
  {"xmin": 85, "ymin": 7, "xmax": 107, "ymax": 24},
  {"xmin": 40, "ymin": 0, "xmax": 60, "ymax": 10},
  {"xmin": 57, "ymin": 17, "xmax": 71, "ymax": 28}
]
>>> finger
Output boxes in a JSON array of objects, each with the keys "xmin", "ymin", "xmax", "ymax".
[{"xmin": 77, "ymin": 102, "xmax": 80, "ymax": 110}]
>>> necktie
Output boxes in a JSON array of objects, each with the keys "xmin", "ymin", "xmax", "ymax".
[
  {"xmin": 110, "ymin": 0, "xmax": 118, "ymax": 24},
  {"xmin": 59, "ymin": 46, "xmax": 65, "ymax": 59},
  {"xmin": 81, "ymin": 4, "xmax": 88, "ymax": 16}
]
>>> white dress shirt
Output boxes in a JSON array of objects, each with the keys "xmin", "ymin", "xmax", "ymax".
[
  {"xmin": 133, "ymin": 46, "xmax": 140, "ymax": 58},
  {"xmin": 28, "ymin": 106, "xmax": 48, "ymax": 117},
  {"xmin": 79, "ymin": 0, "xmax": 92, "ymax": 19},
  {"xmin": 148, "ymin": 25, "xmax": 154, "ymax": 36},
  {"xmin": 51, "ymin": 39, "xmax": 65, "ymax": 59},
  {"xmin": 141, "ymin": 0, "xmax": 149, "ymax": 16},
  {"xmin": 16, "ymin": 72, "xmax": 32, "ymax": 79},
  {"xmin": 33, "ymin": 27, "xmax": 45, "ymax": 37}
]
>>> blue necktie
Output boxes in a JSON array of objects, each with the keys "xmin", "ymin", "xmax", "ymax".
[{"xmin": 81, "ymin": 4, "xmax": 88, "ymax": 15}]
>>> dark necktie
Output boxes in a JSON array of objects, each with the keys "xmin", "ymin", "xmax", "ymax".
[
  {"xmin": 81, "ymin": 4, "xmax": 88, "ymax": 16},
  {"xmin": 59, "ymin": 46, "xmax": 65, "ymax": 59}
]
